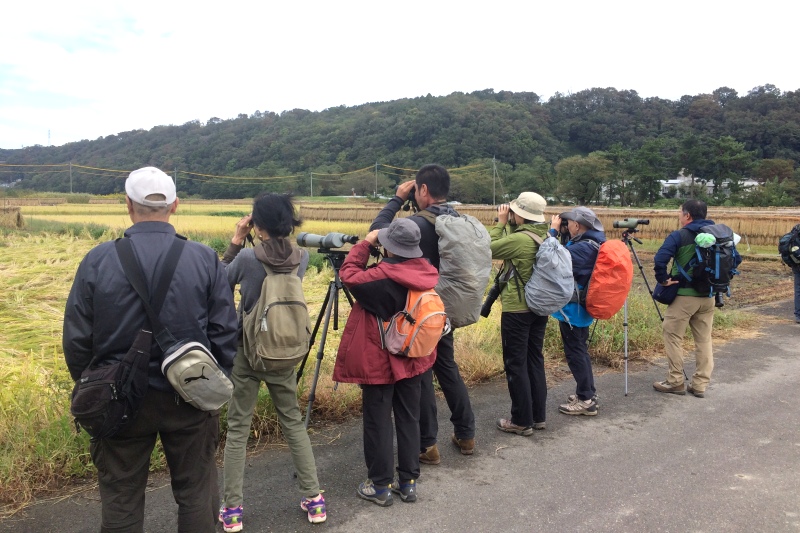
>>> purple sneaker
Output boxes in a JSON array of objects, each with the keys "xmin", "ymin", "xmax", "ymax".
[{"xmin": 300, "ymin": 493, "xmax": 327, "ymax": 523}]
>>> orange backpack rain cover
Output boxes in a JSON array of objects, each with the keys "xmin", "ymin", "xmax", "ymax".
[{"xmin": 585, "ymin": 240, "xmax": 634, "ymax": 320}]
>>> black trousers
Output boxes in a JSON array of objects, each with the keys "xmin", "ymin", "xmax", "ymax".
[
  {"xmin": 559, "ymin": 320, "xmax": 596, "ymax": 401},
  {"xmin": 362, "ymin": 373, "xmax": 423, "ymax": 487},
  {"xmin": 419, "ymin": 330, "xmax": 476, "ymax": 449},
  {"xmin": 90, "ymin": 389, "xmax": 220, "ymax": 533},
  {"xmin": 501, "ymin": 311, "xmax": 548, "ymax": 427}
]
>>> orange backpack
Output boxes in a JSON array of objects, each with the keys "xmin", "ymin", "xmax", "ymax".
[
  {"xmin": 380, "ymin": 289, "xmax": 448, "ymax": 358},
  {"xmin": 584, "ymin": 240, "xmax": 633, "ymax": 319}
]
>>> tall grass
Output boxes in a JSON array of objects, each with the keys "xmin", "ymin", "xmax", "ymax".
[{"xmin": 0, "ymin": 213, "xmax": 760, "ymax": 513}]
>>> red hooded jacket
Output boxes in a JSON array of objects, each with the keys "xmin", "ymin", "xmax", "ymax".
[{"xmin": 333, "ymin": 240, "xmax": 439, "ymax": 385}]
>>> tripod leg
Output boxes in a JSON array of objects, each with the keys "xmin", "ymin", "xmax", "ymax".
[
  {"xmin": 627, "ymin": 241, "xmax": 664, "ymax": 322},
  {"xmin": 297, "ymin": 281, "xmax": 333, "ymax": 384},
  {"xmin": 624, "ymin": 298, "xmax": 629, "ymax": 396},
  {"xmin": 303, "ymin": 282, "xmax": 337, "ymax": 429}
]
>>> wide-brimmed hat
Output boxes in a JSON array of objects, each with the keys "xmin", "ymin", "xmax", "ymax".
[
  {"xmin": 509, "ymin": 192, "xmax": 546, "ymax": 223},
  {"xmin": 560, "ymin": 206, "xmax": 604, "ymax": 232},
  {"xmin": 378, "ymin": 218, "xmax": 423, "ymax": 258},
  {"xmin": 125, "ymin": 167, "xmax": 176, "ymax": 207}
]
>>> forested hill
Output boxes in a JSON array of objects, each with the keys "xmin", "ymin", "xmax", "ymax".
[{"xmin": 1, "ymin": 85, "xmax": 799, "ymax": 204}]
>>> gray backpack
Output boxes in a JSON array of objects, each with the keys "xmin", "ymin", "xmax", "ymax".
[
  {"xmin": 522, "ymin": 233, "xmax": 575, "ymax": 316},
  {"xmin": 242, "ymin": 263, "xmax": 312, "ymax": 372},
  {"xmin": 418, "ymin": 210, "xmax": 492, "ymax": 328}
]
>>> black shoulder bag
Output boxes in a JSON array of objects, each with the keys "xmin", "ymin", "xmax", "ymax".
[{"xmin": 70, "ymin": 237, "xmax": 185, "ymax": 441}]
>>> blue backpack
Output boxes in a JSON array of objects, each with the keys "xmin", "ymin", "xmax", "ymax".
[{"xmin": 678, "ymin": 224, "xmax": 739, "ymax": 300}]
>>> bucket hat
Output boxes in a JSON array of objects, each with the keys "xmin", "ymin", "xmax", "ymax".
[
  {"xmin": 378, "ymin": 218, "xmax": 423, "ymax": 258},
  {"xmin": 509, "ymin": 192, "xmax": 546, "ymax": 223},
  {"xmin": 560, "ymin": 206, "xmax": 604, "ymax": 232}
]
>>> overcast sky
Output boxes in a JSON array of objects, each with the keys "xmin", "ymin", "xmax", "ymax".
[{"xmin": 1, "ymin": 0, "xmax": 796, "ymax": 150}]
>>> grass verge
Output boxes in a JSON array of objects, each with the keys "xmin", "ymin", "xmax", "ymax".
[{"xmin": 0, "ymin": 223, "xmax": 761, "ymax": 515}]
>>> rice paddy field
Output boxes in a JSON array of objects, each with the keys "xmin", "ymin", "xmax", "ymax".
[{"xmin": 0, "ymin": 198, "xmax": 793, "ymax": 513}]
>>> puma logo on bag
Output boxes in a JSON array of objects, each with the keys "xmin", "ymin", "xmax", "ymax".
[{"xmin": 184, "ymin": 367, "xmax": 209, "ymax": 384}]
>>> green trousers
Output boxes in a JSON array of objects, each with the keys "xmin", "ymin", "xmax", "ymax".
[{"xmin": 222, "ymin": 347, "xmax": 321, "ymax": 507}]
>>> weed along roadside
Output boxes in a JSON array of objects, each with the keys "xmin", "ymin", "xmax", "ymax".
[{"xmin": 0, "ymin": 204, "xmax": 785, "ymax": 515}]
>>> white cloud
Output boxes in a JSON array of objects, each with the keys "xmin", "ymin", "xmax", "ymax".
[{"xmin": 1, "ymin": 0, "xmax": 798, "ymax": 148}]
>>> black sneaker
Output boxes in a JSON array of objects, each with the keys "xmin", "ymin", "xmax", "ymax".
[
  {"xmin": 357, "ymin": 480, "xmax": 393, "ymax": 506},
  {"xmin": 390, "ymin": 477, "xmax": 417, "ymax": 503}
]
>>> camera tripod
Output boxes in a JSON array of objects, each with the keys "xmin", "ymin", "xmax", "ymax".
[
  {"xmin": 295, "ymin": 250, "xmax": 353, "ymax": 429},
  {"xmin": 620, "ymin": 228, "xmax": 662, "ymax": 395}
]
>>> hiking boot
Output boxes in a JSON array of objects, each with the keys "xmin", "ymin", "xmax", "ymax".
[
  {"xmin": 567, "ymin": 394, "xmax": 599, "ymax": 406},
  {"xmin": 419, "ymin": 444, "xmax": 440, "ymax": 465},
  {"xmin": 496, "ymin": 418, "xmax": 533, "ymax": 436},
  {"xmin": 687, "ymin": 384, "xmax": 705, "ymax": 398},
  {"xmin": 219, "ymin": 506, "xmax": 243, "ymax": 533},
  {"xmin": 451, "ymin": 434, "xmax": 475, "ymax": 455},
  {"xmin": 357, "ymin": 479, "xmax": 393, "ymax": 506},
  {"xmin": 390, "ymin": 476, "xmax": 417, "ymax": 503},
  {"xmin": 559, "ymin": 397, "xmax": 598, "ymax": 416},
  {"xmin": 533, "ymin": 422, "xmax": 546, "ymax": 430},
  {"xmin": 300, "ymin": 493, "xmax": 327, "ymax": 523},
  {"xmin": 653, "ymin": 380, "xmax": 686, "ymax": 395}
]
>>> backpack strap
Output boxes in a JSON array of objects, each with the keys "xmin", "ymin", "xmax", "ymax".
[
  {"xmin": 415, "ymin": 209, "xmax": 437, "ymax": 226},
  {"xmin": 519, "ymin": 230, "xmax": 544, "ymax": 245},
  {"xmin": 115, "ymin": 236, "xmax": 186, "ymax": 351}
]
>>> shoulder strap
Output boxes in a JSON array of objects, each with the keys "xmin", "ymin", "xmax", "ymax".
[
  {"xmin": 415, "ymin": 209, "xmax": 437, "ymax": 225},
  {"xmin": 261, "ymin": 263, "xmax": 300, "ymax": 277},
  {"xmin": 115, "ymin": 237, "xmax": 185, "ymax": 350},
  {"xmin": 519, "ymin": 230, "xmax": 544, "ymax": 245}
]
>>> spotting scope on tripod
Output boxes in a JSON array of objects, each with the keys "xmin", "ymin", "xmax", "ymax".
[
  {"xmin": 295, "ymin": 232, "xmax": 358, "ymax": 428},
  {"xmin": 613, "ymin": 219, "xmax": 664, "ymax": 396}
]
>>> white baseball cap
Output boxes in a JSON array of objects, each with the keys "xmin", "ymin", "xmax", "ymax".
[{"xmin": 125, "ymin": 167, "xmax": 176, "ymax": 207}]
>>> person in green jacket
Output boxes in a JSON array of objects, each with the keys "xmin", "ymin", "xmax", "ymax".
[{"xmin": 489, "ymin": 192, "xmax": 550, "ymax": 436}]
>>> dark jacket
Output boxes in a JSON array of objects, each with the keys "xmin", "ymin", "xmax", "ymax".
[
  {"xmin": 370, "ymin": 196, "xmax": 458, "ymax": 271},
  {"xmin": 332, "ymin": 240, "xmax": 439, "ymax": 385},
  {"xmin": 63, "ymin": 221, "xmax": 239, "ymax": 391},
  {"xmin": 653, "ymin": 218, "xmax": 726, "ymax": 297}
]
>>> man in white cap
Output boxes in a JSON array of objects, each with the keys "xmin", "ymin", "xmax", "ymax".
[
  {"xmin": 549, "ymin": 206, "xmax": 606, "ymax": 416},
  {"xmin": 63, "ymin": 166, "xmax": 238, "ymax": 532}
]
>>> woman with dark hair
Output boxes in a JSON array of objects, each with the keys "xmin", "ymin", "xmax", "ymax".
[{"xmin": 219, "ymin": 193, "xmax": 326, "ymax": 531}]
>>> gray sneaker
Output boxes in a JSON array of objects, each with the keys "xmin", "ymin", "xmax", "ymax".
[
  {"xmin": 559, "ymin": 397, "xmax": 598, "ymax": 416},
  {"xmin": 653, "ymin": 380, "xmax": 686, "ymax": 395},
  {"xmin": 497, "ymin": 418, "xmax": 534, "ymax": 436},
  {"xmin": 567, "ymin": 394, "xmax": 599, "ymax": 406}
]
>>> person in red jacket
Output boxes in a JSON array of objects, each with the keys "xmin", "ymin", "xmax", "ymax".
[{"xmin": 333, "ymin": 218, "xmax": 439, "ymax": 507}]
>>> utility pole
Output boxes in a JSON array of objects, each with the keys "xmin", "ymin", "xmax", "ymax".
[
  {"xmin": 69, "ymin": 162, "xmax": 73, "ymax": 194},
  {"xmin": 375, "ymin": 161, "xmax": 378, "ymax": 197},
  {"xmin": 310, "ymin": 172, "xmax": 313, "ymax": 197},
  {"xmin": 492, "ymin": 156, "xmax": 497, "ymax": 205},
  {"xmin": 174, "ymin": 170, "xmax": 178, "ymax": 196}
]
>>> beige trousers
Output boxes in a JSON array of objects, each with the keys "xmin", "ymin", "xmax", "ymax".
[{"xmin": 661, "ymin": 295, "xmax": 716, "ymax": 391}]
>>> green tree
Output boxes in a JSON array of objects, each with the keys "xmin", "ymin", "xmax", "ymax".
[{"xmin": 555, "ymin": 154, "xmax": 611, "ymax": 205}]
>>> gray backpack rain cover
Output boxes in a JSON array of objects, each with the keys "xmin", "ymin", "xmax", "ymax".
[
  {"xmin": 525, "ymin": 235, "xmax": 575, "ymax": 316},
  {"xmin": 432, "ymin": 214, "xmax": 492, "ymax": 328}
]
